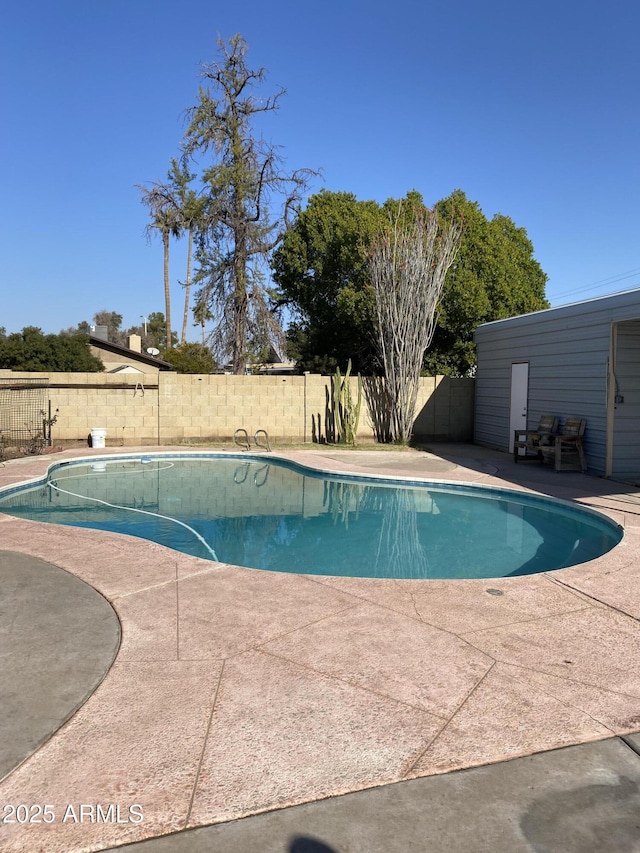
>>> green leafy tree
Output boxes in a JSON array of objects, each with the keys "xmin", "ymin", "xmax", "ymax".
[
  {"xmin": 0, "ymin": 327, "xmax": 104, "ymax": 371},
  {"xmin": 272, "ymin": 190, "xmax": 382, "ymax": 372},
  {"xmin": 426, "ymin": 190, "xmax": 549, "ymax": 375},
  {"xmin": 160, "ymin": 342, "xmax": 216, "ymax": 373},
  {"xmin": 68, "ymin": 310, "xmax": 178, "ymax": 353},
  {"xmin": 126, "ymin": 311, "xmax": 177, "ymax": 351},
  {"xmin": 65, "ymin": 311, "xmax": 126, "ymax": 345},
  {"xmin": 92, "ymin": 310, "xmax": 126, "ymax": 344},
  {"xmin": 276, "ymin": 189, "xmax": 549, "ymax": 376},
  {"xmin": 147, "ymin": 311, "xmax": 177, "ymax": 349},
  {"xmin": 182, "ymin": 34, "xmax": 316, "ymax": 374}
]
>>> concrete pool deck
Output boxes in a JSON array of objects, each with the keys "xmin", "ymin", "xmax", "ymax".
[{"xmin": 1, "ymin": 443, "xmax": 640, "ymax": 851}]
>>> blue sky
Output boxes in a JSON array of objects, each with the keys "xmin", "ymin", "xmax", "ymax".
[{"xmin": 2, "ymin": 0, "xmax": 639, "ymax": 340}]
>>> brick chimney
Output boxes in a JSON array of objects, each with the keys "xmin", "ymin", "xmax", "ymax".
[{"xmin": 127, "ymin": 334, "xmax": 142, "ymax": 353}]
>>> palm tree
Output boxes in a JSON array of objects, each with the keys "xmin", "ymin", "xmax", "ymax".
[
  {"xmin": 167, "ymin": 159, "xmax": 208, "ymax": 344},
  {"xmin": 138, "ymin": 183, "xmax": 182, "ymax": 349}
]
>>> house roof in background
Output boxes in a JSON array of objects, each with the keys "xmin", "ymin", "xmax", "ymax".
[{"xmin": 89, "ymin": 336, "xmax": 173, "ymax": 370}]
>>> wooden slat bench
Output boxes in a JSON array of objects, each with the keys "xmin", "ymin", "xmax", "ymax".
[
  {"xmin": 514, "ymin": 415, "xmax": 559, "ymax": 463},
  {"xmin": 539, "ymin": 417, "xmax": 587, "ymax": 472}
]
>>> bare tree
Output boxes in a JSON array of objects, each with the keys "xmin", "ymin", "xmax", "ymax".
[
  {"xmin": 183, "ymin": 34, "xmax": 317, "ymax": 373},
  {"xmin": 369, "ymin": 204, "xmax": 462, "ymax": 443}
]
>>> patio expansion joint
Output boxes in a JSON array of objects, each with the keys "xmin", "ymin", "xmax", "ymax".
[
  {"xmin": 110, "ymin": 577, "xmax": 179, "ymax": 601},
  {"xmin": 450, "ymin": 633, "xmax": 640, "ymax": 705},
  {"xmin": 173, "ymin": 561, "xmax": 230, "ymax": 582},
  {"xmin": 306, "ymin": 577, "xmax": 590, "ymax": 673},
  {"xmin": 458, "ymin": 602, "xmax": 595, "ymax": 642},
  {"xmin": 500, "ymin": 664, "xmax": 633, "ymax": 737},
  {"xmin": 207, "ymin": 601, "xmax": 365, "ymax": 664},
  {"xmin": 554, "ymin": 561, "xmax": 639, "ymax": 584},
  {"xmin": 574, "ymin": 502, "xmax": 637, "ymax": 529},
  {"xmin": 620, "ymin": 735, "xmax": 640, "ymax": 760},
  {"xmin": 299, "ymin": 576, "xmax": 451, "ymax": 626},
  {"xmin": 175, "ymin": 560, "xmax": 181, "ymax": 660},
  {"xmin": 183, "ymin": 659, "xmax": 226, "ymax": 830},
  {"xmin": 585, "ymin": 496, "xmax": 640, "ymax": 516},
  {"xmin": 255, "ymin": 646, "xmax": 452, "ymax": 722},
  {"xmin": 300, "ymin": 574, "xmax": 381, "ymax": 600},
  {"xmin": 547, "ymin": 575, "xmax": 640, "ymax": 623},
  {"xmin": 285, "ymin": 578, "xmax": 508, "ymax": 663},
  {"xmin": 540, "ymin": 571, "xmax": 611, "ymax": 602},
  {"xmin": 110, "ymin": 564, "xmax": 226, "ymax": 602},
  {"xmin": 401, "ymin": 660, "xmax": 498, "ymax": 778},
  {"xmin": 302, "ymin": 575, "xmax": 472, "ymax": 640},
  {"xmin": 455, "ymin": 609, "xmax": 640, "ymax": 731}
]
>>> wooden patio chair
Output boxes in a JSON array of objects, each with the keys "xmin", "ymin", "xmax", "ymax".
[
  {"xmin": 514, "ymin": 415, "xmax": 559, "ymax": 463},
  {"xmin": 539, "ymin": 417, "xmax": 587, "ymax": 473}
]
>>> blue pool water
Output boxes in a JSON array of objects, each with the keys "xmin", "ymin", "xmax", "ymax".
[{"xmin": 0, "ymin": 455, "xmax": 622, "ymax": 579}]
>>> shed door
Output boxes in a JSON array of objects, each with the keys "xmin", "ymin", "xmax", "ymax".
[{"xmin": 509, "ymin": 363, "xmax": 529, "ymax": 453}]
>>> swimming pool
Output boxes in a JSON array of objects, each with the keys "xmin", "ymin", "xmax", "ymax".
[{"xmin": 0, "ymin": 454, "xmax": 622, "ymax": 579}]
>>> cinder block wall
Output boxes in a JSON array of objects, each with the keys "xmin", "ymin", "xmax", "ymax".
[
  {"xmin": 412, "ymin": 376, "xmax": 475, "ymax": 442},
  {"xmin": 158, "ymin": 374, "xmax": 325, "ymax": 443},
  {"xmin": 0, "ymin": 372, "xmax": 159, "ymax": 447},
  {"xmin": 0, "ymin": 371, "xmax": 474, "ymax": 446}
]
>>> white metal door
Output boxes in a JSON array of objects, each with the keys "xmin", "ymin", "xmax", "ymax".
[{"xmin": 509, "ymin": 362, "xmax": 529, "ymax": 453}]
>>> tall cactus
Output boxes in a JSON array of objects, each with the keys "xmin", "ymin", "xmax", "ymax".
[{"xmin": 327, "ymin": 360, "xmax": 362, "ymax": 445}]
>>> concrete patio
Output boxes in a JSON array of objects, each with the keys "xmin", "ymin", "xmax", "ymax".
[{"xmin": 1, "ymin": 443, "xmax": 640, "ymax": 852}]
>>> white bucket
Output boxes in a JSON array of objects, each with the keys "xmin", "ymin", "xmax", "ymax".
[{"xmin": 91, "ymin": 428, "xmax": 107, "ymax": 449}]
